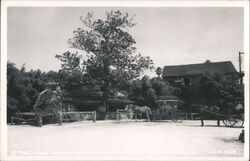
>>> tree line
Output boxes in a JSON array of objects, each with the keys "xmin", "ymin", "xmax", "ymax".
[{"xmin": 7, "ymin": 60, "xmax": 178, "ymax": 118}]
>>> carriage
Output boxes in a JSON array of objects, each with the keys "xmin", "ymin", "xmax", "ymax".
[
  {"xmin": 10, "ymin": 97, "xmax": 96, "ymax": 126},
  {"xmin": 10, "ymin": 109, "xmax": 57, "ymax": 126},
  {"xmin": 193, "ymin": 103, "xmax": 244, "ymax": 127},
  {"xmin": 10, "ymin": 108, "xmax": 96, "ymax": 126}
]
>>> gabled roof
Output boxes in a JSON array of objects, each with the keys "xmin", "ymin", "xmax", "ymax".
[{"xmin": 163, "ymin": 61, "xmax": 237, "ymax": 78}]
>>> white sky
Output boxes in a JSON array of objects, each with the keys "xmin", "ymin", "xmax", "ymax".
[{"xmin": 7, "ymin": 7, "xmax": 244, "ymax": 76}]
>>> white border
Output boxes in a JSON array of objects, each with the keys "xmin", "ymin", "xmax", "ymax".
[
  {"xmin": 1, "ymin": 0, "xmax": 250, "ymax": 7},
  {"xmin": 243, "ymin": 2, "xmax": 250, "ymax": 161},
  {"xmin": 1, "ymin": 1, "xmax": 8, "ymax": 161},
  {"xmin": 1, "ymin": 1, "xmax": 249, "ymax": 161}
]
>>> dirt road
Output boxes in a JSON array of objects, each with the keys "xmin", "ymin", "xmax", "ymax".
[{"xmin": 7, "ymin": 120, "xmax": 244, "ymax": 159}]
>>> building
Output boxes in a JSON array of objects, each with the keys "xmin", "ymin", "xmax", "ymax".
[{"xmin": 162, "ymin": 61, "xmax": 237, "ymax": 86}]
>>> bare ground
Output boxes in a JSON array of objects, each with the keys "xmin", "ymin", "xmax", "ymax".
[{"xmin": 7, "ymin": 120, "xmax": 244, "ymax": 159}]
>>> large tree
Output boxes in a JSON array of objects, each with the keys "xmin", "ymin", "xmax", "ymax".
[{"xmin": 59, "ymin": 10, "xmax": 154, "ymax": 111}]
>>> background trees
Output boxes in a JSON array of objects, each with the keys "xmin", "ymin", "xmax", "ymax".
[
  {"xmin": 7, "ymin": 61, "xmax": 60, "ymax": 122},
  {"xmin": 177, "ymin": 72, "xmax": 244, "ymax": 112},
  {"xmin": 128, "ymin": 76, "xmax": 179, "ymax": 110}
]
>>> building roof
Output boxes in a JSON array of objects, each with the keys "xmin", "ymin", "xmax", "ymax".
[{"xmin": 163, "ymin": 61, "xmax": 237, "ymax": 78}]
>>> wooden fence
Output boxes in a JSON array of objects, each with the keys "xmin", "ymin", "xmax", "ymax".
[
  {"xmin": 153, "ymin": 111, "xmax": 198, "ymax": 120},
  {"xmin": 178, "ymin": 113, "xmax": 198, "ymax": 120},
  {"xmin": 105, "ymin": 111, "xmax": 133, "ymax": 120},
  {"xmin": 63, "ymin": 111, "xmax": 96, "ymax": 123}
]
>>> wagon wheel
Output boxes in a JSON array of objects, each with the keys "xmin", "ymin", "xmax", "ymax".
[
  {"xmin": 105, "ymin": 113, "xmax": 112, "ymax": 120},
  {"xmin": 34, "ymin": 113, "xmax": 43, "ymax": 127},
  {"xmin": 42, "ymin": 109, "xmax": 57, "ymax": 124},
  {"xmin": 223, "ymin": 119, "xmax": 233, "ymax": 127},
  {"xmin": 62, "ymin": 112, "xmax": 70, "ymax": 123},
  {"xmin": 12, "ymin": 110, "xmax": 22, "ymax": 125},
  {"xmin": 229, "ymin": 114, "xmax": 244, "ymax": 127},
  {"xmin": 172, "ymin": 116, "xmax": 183, "ymax": 123},
  {"xmin": 223, "ymin": 114, "xmax": 244, "ymax": 127},
  {"xmin": 222, "ymin": 115, "xmax": 235, "ymax": 127},
  {"xmin": 115, "ymin": 113, "xmax": 120, "ymax": 120},
  {"xmin": 171, "ymin": 111, "xmax": 183, "ymax": 123}
]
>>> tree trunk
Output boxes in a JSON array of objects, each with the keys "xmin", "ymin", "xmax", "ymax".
[
  {"xmin": 102, "ymin": 87, "xmax": 109, "ymax": 113},
  {"xmin": 106, "ymin": 102, "xmax": 109, "ymax": 112},
  {"xmin": 103, "ymin": 99, "xmax": 109, "ymax": 113}
]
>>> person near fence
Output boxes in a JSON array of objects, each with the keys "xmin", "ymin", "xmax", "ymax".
[{"xmin": 238, "ymin": 129, "xmax": 244, "ymax": 143}]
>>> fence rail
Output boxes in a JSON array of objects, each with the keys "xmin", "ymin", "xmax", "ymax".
[
  {"xmin": 177, "ymin": 112, "xmax": 198, "ymax": 120},
  {"xmin": 153, "ymin": 111, "xmax": 198, "ymax": 120},
  {"xmin": 63, "ymin": 111, "xmax": 96, "ymax": 123},
  {"xmin": 105, "ymin": 111, "xmax": 133, "ymax": 120}
]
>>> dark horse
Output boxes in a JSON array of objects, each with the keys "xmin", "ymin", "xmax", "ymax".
[{"xmin": 125, "ymin": 104, "xmax": 152, "ymax": 122}]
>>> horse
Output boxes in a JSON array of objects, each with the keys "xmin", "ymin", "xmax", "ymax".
[{"xmin": 124, "ymin": 104, "xmax": 152, "ymax": 122}]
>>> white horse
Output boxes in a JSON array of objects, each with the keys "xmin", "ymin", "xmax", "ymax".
[{"xmin": 124, "ymin": 104, "xmax": 152, "ymax": 121}]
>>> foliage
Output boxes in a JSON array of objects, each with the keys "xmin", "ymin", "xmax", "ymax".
[
  {"xmin": 155, "ymin": 67, "xmax": 162, "ymax": 78},
  {"xmin": 57, "ymin": 10, "xmax": 154, "ymax": 108},
  {"xmin": 56, "ymin": 51, "xmax": 83, "ymax": 73},
  {"xmin": 56, "ymin": 52, "xmax": 85, "ymax": 91},
  {"xmin": 55, "ymin": 51, "xmax": 104, "ymax": 102},
  {"xmin": 7, "ymin": 61, "xmax": 60, "ymax": 115},
  {"xmin": 178, "ymin": 72, "xmax": 244, "ymax": 111},
  {"xmin": 129, "ymin": 76, "xmax": 178, "ymax": 109}
]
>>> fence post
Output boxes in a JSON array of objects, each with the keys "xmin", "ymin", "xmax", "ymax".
[
  {"xmin": 58, "ymin": 111, "xmax": 63, "ymax": 126},
  {"xmin": 36, "ymin": 113, "xmax": 43, "ymax": 127},
  {"xmin": 11, "ymin": 116, "xmax": 14, "ymax": 125},
  {"xmin": 146, "ymin": 112, "xmax": 150, "ymax": 122},
  {"xmin": 80, "ymin": 112, "xmax": 83, "ymax": 121},
  {"xmin": 93, "ymin": 111, "xmax": 96, "ymax": 123},
  {"xmin": 116, "ymin": 112, "xmax": 119, "ymax": 120}
]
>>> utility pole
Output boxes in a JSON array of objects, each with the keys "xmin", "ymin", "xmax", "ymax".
[
  {"xmin": 239, "ymin": 52, "xmax": 243, "ymax": 73},
  {"xmin": 239, "ymin": 51, "xmax": 244, "ymax": 85}
]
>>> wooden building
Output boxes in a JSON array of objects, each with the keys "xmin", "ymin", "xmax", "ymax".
[{"xmin": 162, "ymin": 61, "xmax": 237, "ymax": 86}]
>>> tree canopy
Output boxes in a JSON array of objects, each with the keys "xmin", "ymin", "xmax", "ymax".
[{"xmin": 57, "ymin": 10, "xmax": 154, "ymax": 107}]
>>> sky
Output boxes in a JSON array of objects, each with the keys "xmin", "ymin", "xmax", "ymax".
[{"xmin": 7, "ymin": 7, "xmax": 244, "ymax": 76}]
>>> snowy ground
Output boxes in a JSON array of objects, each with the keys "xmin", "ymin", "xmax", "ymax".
[{"xmin": 7, "ymin": 120, "xmax": 244, "ymax": 159}]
